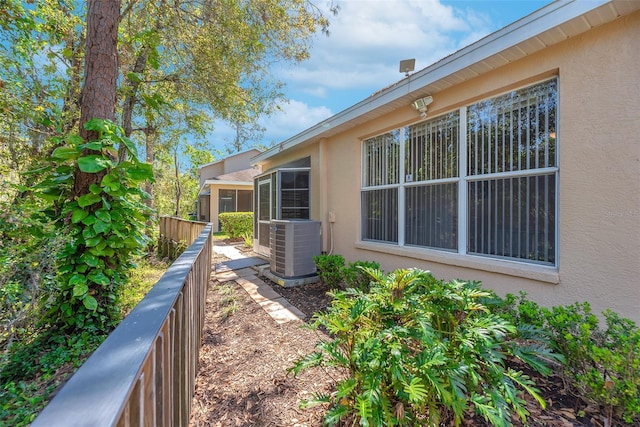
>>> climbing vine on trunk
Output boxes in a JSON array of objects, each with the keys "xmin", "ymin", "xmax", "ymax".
[{"xmin": 36, "ymin": 119, "xmax": 153, "ymax": 332}]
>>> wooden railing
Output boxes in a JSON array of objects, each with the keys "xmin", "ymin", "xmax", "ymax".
[
  {"xmin": 160, "ymin": 216, "xmax": 208, "ymax": 246},
  {"xmin": 32, "ymin": 219, "xmax": 213, "ymax": 427}
]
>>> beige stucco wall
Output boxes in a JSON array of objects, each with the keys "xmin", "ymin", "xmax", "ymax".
[
  {"xmin": 207, "ymin": 183, "xmax": 254, "ymax": 232},
  {"xmin": 259, "ymin": 12, "xmax": 640, "ymax": 323},
  {"xmin": 222, "ymin": 149, "xmax": 261, "ymax": 174},
  {"xmin": 198, "ymin": 163, "xmax": 224, "ymax": 187}
]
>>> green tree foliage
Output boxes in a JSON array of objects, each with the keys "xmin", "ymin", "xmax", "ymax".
[
  {"xmin": 0, "ymin": 0, "xmax": 85, "ymax": 200},
  {"xmin": 1, "ymin": 0, "xmax": 337, "ymax": 214},
  {"xmin": 116, "ymin": 0, "xmax": 338, "ymax": 213}
]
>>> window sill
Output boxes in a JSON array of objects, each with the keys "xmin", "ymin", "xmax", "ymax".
[{"xmin": 354, "ymin": 241, "xmax": 559, "ymax": 284}]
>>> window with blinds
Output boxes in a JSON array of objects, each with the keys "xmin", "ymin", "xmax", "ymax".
[
  {"xmin": 360, "ymin": 78, "xmax": 558, "ymax": 265},
  {"xmin": 361, "ymin": 130, "xmax": 400, "ymax": 243},
  {"xmin": 467, "ymin": 79, "xmax": 557, "ymax": 263},
  {"xmin": 405, "ymin": 112, "xmax": 459, "ymax": 250}
]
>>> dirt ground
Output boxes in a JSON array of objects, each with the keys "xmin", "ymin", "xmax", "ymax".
[
  {"xmin": 189, "ymin": 271, "xmax": 334, "ymax": 427},
  {"xmin": 189, "ymin": 249, "xmax": 625, "ymax": 427}
]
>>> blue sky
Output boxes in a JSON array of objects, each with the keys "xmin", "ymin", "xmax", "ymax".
[{"xmin": 211, "ymin": 0, "xmax": 552, "ymax": 151}]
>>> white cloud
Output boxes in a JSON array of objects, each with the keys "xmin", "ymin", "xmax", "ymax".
[
  {"xmin": 209, "ymin": 0, "xmax": 544, "ymax": 150},
  {"xmin": 301, "ymin": 86, "xmax": 328, "ymax": 99},
  {"xmin": 284, "ymin": 0, "xmax": 494, "ymax": 93},
  {"xmin": 259, "ymin": 100, "xmax": 333, "ymax": 145}
]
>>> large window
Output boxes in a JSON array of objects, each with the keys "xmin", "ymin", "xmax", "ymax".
[
  {"xmin": 361, "ymin": 78, "xmax": 558, "ymax": 265},
  {"xmin": 218, "ymin": 189, "xmax": 252, "ymax": 214}
]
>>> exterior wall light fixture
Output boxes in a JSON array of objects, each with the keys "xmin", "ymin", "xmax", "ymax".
[{"xmin": 412, "ymin": 96, "xmax": 433, "ymax": 118}]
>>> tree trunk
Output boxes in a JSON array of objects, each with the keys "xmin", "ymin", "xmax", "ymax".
[
  {"xmin": 60, "ymin": 32, "xmax": 85, "ymax": 135},
  {"xmin": 73, "ymin": 0, "xmax": 120, "ymax": 198},
  {"xmin": 144, "ymin": 123, "xmax": 156, "ymax": 228},
  {"xmin": 174, "ymin": 149, "xmax": 181, "ymax": 217}
]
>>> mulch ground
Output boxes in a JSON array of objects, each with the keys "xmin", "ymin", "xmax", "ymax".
[
  {"xmin": 189, "ymin": 246, "xmax": 629, "ymax": 427},
  {"xmin": 189, "ymin": 274, "xmax": 335, "ymax": 426}
]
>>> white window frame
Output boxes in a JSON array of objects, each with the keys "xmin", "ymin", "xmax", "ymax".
[{"xmin": 360, "ymin": 77, "xmax": 559, "ymax": 266}]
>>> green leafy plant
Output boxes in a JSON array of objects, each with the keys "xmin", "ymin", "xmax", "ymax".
[
  {"xmin": 0, "ymin": 194, "xmax": 65, "ymax": 349},
  {"xmin": 290, "ymin": 268, "xmax": 560, "ymax": 427},
  {"xmin": 120, "ymin": 256, "xmax": 170, "ymax": 315},
  {"xmin": 35, "ymin": 119, "xmax": 153, "ymax": 332},
  {"xmin": 1, "ymin": 246, "xmax": 166, "ymax": 425},
  {"xmin": 341, "ymin": 260, "xmax": 380, "ymax": 292},
  {"xmin": 218, "ymin": 212, "xmax": 253, "ymax": 239},
  {"xmin": 496, "ymin": 294, "xmax": 640, "ymax": 425},
  {"xmin": 313, "ymin": 254, "xmax": 345, "ymax": 288},
  {"xmin": 241, "ymin": 231, "xmax": 253, "ymax": 248},
  {"xmin": 0, "ymin": 331, "xmax": 105, "ymax": 426},
  {"xmin": 543, "ymin": 303, "xmax": 640, "ymax": 424}
]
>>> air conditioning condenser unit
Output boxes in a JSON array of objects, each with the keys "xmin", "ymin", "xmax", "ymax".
[{"xmin": 270, "ymin": 220, "xmax": 321, "ymax": 278}]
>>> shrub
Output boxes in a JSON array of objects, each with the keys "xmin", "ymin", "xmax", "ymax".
[
  {"xmin": 341, "ymin": 260, "xmax": 380, "ymax": 292},
  {"xmin": 290, "ymin": 268, "xmax": 559, "ymax": 427},
  {"xmin": 544, "ymin": 303, "xmax": 640, "ymax": 424},
  {"xmin": 497, "ymin": 295, "xmax": 640, "ymax": 425},
  {"xmin": 492, "ymin": 291, "xmax": 545, "ymax": 328},
  {"xmin": 313, "ymin": 254, "xmax": 344, "ymax": 288},
  {"xmin": 218, "ymin": 212, "xmax": 253, "ymax": 239}
]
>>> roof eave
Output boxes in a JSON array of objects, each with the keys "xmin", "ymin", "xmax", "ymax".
[
  {"xmin": 252, "ymin": 0, "xmax": 631, "ymax": 165},
  {"xmin": 202, "ymin": 179, "xmax": 254, "ymax": 187}
]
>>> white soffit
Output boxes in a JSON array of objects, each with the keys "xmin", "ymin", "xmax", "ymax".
[{"xmin": 253, "ymin": 0, "xmax": 639, "ymax": 163}]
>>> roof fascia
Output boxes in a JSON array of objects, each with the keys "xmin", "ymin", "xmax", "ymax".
[
  {"xmin": 198, "ymin": 148, "xmax": 262, "ymax": 170},
  {"xmin": 202, "ymin": 179, "xmax": 254, "ymax": 187}
]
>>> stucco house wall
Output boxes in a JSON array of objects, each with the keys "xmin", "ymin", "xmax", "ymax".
[
  {"xmin": 207, "ymin": 183, "xmax": 256, "ymax": 229},
  {"xmin": 198, "ymin": 149, "xmax": 261, "ymax": 188},
  {"xmin": 197, "ymin": 149, "xmax": 262, "ymax": 230},
  {"xmin": 254, "ymin": 4, "xmax": 639, "ymax": 323}
]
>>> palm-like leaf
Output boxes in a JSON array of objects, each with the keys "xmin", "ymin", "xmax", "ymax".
[{"xmin": 402, "ymin": 377, "xmax": 428, "ymax": 404}]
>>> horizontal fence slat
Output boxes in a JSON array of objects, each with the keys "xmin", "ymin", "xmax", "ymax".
[{"xmin": 32, "ymin": 219, "xmax": 212, "ymax": 427}]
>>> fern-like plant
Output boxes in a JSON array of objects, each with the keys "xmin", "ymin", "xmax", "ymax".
[{"xmin": 290, "ymin": 268, "xmax": 561, "ymax": 427}]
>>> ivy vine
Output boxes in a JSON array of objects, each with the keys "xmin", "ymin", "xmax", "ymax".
[{"xmin": 36, "ymin": 119, "xmax": 153, "ymax": 332}]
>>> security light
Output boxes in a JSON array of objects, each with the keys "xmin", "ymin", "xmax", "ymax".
[
  {"xmin": 412, "ymin": 96, "xmax": 433, "ymax": 117},
  {"xmin": 399, "ymin": 58, "xmax": 416, "ymax": 76}
]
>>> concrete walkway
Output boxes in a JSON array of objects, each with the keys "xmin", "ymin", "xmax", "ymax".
[{"xmin": 212, "ymin": 243, "xmax": 305, "ymax": 324}]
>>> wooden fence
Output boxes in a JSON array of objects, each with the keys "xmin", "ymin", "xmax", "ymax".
[
  {"xmin": 158, "ymin": 216, "xmax": 209, "ymax": 259},
  {"xmin": 32, "ymin": 218, "xmax": 213, "ymax": 427}
]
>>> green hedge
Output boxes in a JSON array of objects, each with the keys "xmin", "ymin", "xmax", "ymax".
[{"xmin": 218, "ymin": 212, "xmax": 253, "ymax": 238}]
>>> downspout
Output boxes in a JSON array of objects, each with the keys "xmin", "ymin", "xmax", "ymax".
[{"xmin": 318, "ymin": 138, "xmax": 330, "ymax": 254}]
